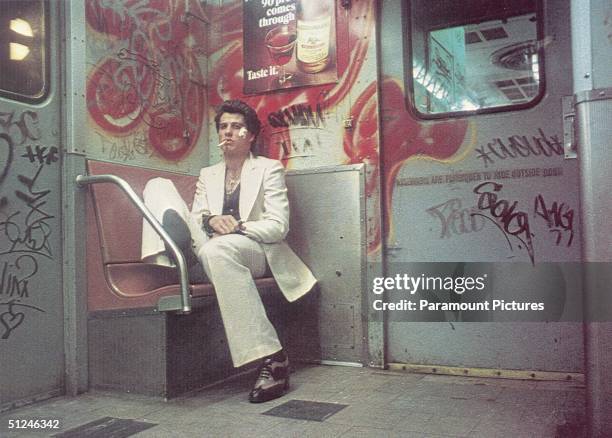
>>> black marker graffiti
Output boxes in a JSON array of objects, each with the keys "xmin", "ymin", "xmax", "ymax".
[
  {"xmin": 475, "ymin": 129, "xmax": 563, "ymax": 168},
  {"xmin": 427, "ymin": 198, "xmax": 485, "ymax": 239},
  {"xmin": 0, "ymin": 133, "xmax": 14, "ymax": 208},
  {"xmin": 0, "ymin": 255, "xmax": 38, "ymax": 299},
  {"xmin": 0, "ymin": 164, "xmax": 54, "ymax": 258},
  {"xmin": 110, "ymin": 44, "xmax": 204, "ymax": 137},
  {"xmin": 21, "ymin": 145, "xmax": 59, "ymax": 165},
  {"xmin": 0, "ymin": 110, "xmax": 41, "ymax": 146},
  {"xmin": 0, "ymin": 299, "xmax": 45, "ymax": 339},
  {"xmin": 534, "ymin": 194, "xmax": 574, "ymax": 246},
  {"xmin": 279, "ymin": 137, "xmax": 315, "ymax": 158},
  {"xmin": 0, "ymin": 108, "xmax": 51, "ymax": 338},
  {"xmin": 472, "ymin": 181, "xmax": 535, "ymax": 263},
  {"xmin": 268, "ymin": 103, "xmax": 326, "ymax": 128},
  {"xmin": 96, "ymin": 131, "xmax": 152, "ymax": 161}
]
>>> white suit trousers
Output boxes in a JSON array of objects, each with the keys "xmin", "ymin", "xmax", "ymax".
[
  {"xmin": 197, "ymin": 234, "xmax": 282, "ymax": 367},
  {"xmin": 142, "ymin": 178, "xmax": 282, "ymax": 367}
]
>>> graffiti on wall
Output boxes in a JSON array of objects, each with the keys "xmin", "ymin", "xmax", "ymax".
[
  {"xmin": 472, "ymin": 181, "xmax": 535, "ymax": 263},
  {"xmin": 427, "ymin": 198, "xmax": 486, "ymax": 239},
  {"xmin": 0, "ymin": 133, "xmax": 12, "ymax": 209},
  {"xmin": 86, "ymin": 0, "xmax": 207, "ymax": 161},
  {"xmin": 84, "ymin": 0, "xmax": 385, "ymax": 253},
  {"xmin": 94, "ymin": 131, "xmax": 152, "ymax": 162},
  {"xmin": 406, "ymin": 156, "xmax": 576, "ymax": 264},
  {"xmin": 474, "ymin": 128, "xmax": 564, "ymax": 168},
  {"xmin": 380, "ymin": 78, "xmax": 472, "ymax": 247},
  {"xmin": 0, "ymin": 110, "xmax": 52, "ymax": 339},
  {"xmin": 420, "ymin": 176, "xmax": 575, "ymax": 263}
]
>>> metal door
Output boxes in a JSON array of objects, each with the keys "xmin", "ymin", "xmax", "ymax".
[
  {"xmin": 0, "ymin": 0, "xmax": 65, "ymax": 410},
  {"xmin": 378, "ymin": 0, "xmax": 583, "ymax": 372}
]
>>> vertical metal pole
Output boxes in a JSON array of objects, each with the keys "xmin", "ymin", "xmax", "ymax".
[
  {"xmin": 572, "ymin": 1, "xmax": 612, "ymax": 436},
  {"xmin": 577, "ymin": 90, "xmax": 612, "ymax": 438},
  {"xmin": 61, "ymin": 0, "xmax": 89, "ymax": 396}
]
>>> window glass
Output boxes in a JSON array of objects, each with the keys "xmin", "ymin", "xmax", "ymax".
[
  {"xmin": 0, "ymin": 0, "xmax": 48, "ymax": 102},
  {"xmin": 409, "ymin": 0, "xmax": 542, "ymax": 116}
]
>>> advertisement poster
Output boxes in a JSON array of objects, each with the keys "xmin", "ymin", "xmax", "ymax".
[{"xmin": 243, "ymin": 0, "xmax": 338, "ymax": 94}]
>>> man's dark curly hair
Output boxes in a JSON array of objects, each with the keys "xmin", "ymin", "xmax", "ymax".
[{"xmin": 214, "ymin": 100, "xmax": 262, "ymax": 151}]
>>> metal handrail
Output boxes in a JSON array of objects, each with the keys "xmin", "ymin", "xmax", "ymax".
[{"xmin": 76, "ymin": 174, "xmax": 191, "ymax": 313}]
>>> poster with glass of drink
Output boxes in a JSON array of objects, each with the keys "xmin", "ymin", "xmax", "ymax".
[
  {"xmin": 243, "ymin": 0, "xmax": 338, "ymax": 94},
  {"xmin": 265, "ymin": 25, "xmax": 297, "ymax": 85}
]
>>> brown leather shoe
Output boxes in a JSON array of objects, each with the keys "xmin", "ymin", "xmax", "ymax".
[{"xmin": 248, "ymin": 352, "xmax": 290, "ymax": 403}]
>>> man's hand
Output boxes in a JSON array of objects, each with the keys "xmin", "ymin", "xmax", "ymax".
[{"xmin": 209, "ymin": 215, "xmax": 243, "ymax": 235}]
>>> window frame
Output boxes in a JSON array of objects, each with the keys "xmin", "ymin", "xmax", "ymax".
[
  {"xmin": 0, "ymin": 0, "xmax": 50, "ymax": 104},
  {"xmin": 403, "ymin": 0, "xmax": 546, "ymax": 120}
]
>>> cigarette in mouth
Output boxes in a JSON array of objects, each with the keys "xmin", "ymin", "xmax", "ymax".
[{"xmin": 219, "ymin": 128, "xmax": 248, "ymax": 149}]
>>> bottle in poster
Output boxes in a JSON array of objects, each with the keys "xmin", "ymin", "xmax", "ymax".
[{"xmin": 296, "ymin": 0, "xmax": 332, "ymax": 73}]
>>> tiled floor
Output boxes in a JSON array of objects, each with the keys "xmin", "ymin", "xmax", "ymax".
[{"xmin": 0, "ymin": 365, "xmax": 587, "ymax": 438}]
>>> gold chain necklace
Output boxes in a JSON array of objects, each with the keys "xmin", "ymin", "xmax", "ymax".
[{"xmin": 225, "ymin": 169, "xmax": 241, "ymax": 195}]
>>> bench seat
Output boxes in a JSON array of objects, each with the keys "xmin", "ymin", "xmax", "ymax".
[{"xmin": 85, "ymin": 159, "xmax": 277, "ymax": 312}]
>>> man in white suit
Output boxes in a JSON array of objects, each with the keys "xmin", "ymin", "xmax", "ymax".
[{"xmin": 141, "ymin": 100, "xmax": 316, "ymax": 403}]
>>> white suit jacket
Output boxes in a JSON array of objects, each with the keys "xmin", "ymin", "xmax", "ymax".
[{"xmin": 190, "ymin": 154, "xmax": 316, "ymax": 302}]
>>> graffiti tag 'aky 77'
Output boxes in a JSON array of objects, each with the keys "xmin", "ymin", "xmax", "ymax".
[
  {"xmin": 534, "ymin": 194, "xmax": 574, "ymax": 247},
  {"xmin": 467, "ymin": 181, "xmax": 575, "ymax": 263}
]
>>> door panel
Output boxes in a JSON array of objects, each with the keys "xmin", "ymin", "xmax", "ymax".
[{"xmin": 379, "ymin": 0, "xmax": 583, "ymax": 371}]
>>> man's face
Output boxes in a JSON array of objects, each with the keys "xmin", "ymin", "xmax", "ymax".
[{"xmin": 218, "ymin": 112, "xmax": 254, "ymax": 158}]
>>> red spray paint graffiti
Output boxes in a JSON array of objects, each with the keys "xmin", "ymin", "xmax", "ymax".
[
  {"xmin": 86, "ymin": 0, "xmax": 206, "ymax": 160},
  {"xmin": 343, "ymin": 78, "xmax": 469, "ymax": 251}
]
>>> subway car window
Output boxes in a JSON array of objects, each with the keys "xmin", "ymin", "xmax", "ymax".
[
  {"xmin": 0, "ymin": 0, "xmax": 48, "ymax": 103},
  {"xmin": 408, "ymin": 0, "xmax": 543, "ymax": 116}
]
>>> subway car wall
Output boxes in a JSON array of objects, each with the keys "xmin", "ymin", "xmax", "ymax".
[{"xmin": 0, "ymin": 0, "xmax": 610, "ymax": 423}]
